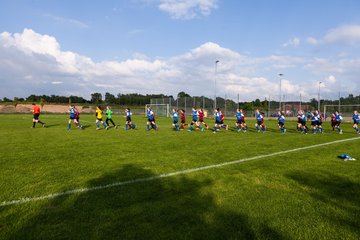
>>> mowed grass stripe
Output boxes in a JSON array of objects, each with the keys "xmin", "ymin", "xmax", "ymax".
[{"xmin": 2, "ymin": 136, "xmax": 359, "ymax": 207}]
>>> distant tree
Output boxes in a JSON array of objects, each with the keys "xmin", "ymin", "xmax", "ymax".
[
  {"xmin": 177, "ymin": 91, "xmax": 191, "ymax": 98},
  {"xmin": 105, "ymin": 92, "xmax": 116, "ymax": 104},
  {"xmin": 91, "ymin": 93, "xmax": 102, "ymax": 104},
  {"xmin": 3, "ymin": 97, "xmax": 12, "ymax": 102}
]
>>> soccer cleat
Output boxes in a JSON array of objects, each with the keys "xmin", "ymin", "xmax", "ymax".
[
  {"xmin": 115, "ymin": 125, "xmax": 118, "ymax": 129},
  {"xmin": 42, "ymin": 123, "xmax": 46, "ymax": 127},
  {"xmin": 339, "ymin": 130, "xmax": 343, "ymax": 134},
  {"xmin": 96, "ymin": 128, "xmax": 100, "ymax": 130}
]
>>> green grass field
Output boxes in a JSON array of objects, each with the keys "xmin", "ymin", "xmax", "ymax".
[{"xmin": 0, "ymin": 113, "xmax": 359, "ymax": 239}]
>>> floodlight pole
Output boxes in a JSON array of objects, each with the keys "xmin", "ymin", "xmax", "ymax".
[
  {"xmin": 278, "ymin": 74, "xmax": 284, "ymax": 111},
  {"xmin": 318, "ymin": 81, "xmax": 322, "ymax": 111},
  {"xmin": 214, "ymin": 60, "xmax": 219, "ymax": 109}
]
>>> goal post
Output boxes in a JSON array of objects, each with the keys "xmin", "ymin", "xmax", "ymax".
[
  {"xmin": 324, "ymin": 104, "xmax": 360, "ymax": 121},
  {"xmin": 145, "ymin": 104, "xmax": 170, "ymax": 117}
]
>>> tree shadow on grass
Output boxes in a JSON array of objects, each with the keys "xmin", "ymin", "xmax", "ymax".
[
  {"xmin": 285, "ymin": 170, "xmax": 360, "ymax": 236},
  {"xmin": 7, "ymin": 164, "xmax": 288, "ymax": 240}
]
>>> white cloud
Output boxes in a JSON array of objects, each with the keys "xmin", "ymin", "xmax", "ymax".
[
  {"xmin": 1, "ymin": 28, "xmax": 359, "ymax": 101},
  {"xmin": 306, "ymin": 37, "xmax": 319, "ymax": 45},
  {"xmin": 324, "ymin": 24, "xmax": 360, "ymax": 45},
  {"xmin": 283, "ymin": 37, "xmax": 300, "ymax": 48},
  {"xmin": 158, "ymin": 0, "xmax": 218, "ymax": 19},
  {"xmin": 44, "ymin": 14, "xmax": 89, "ymax": 29}
]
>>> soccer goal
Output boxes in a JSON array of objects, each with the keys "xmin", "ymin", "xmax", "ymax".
[
  {"xmin": 324, "ymin": 104, "xmax": 360, "ymax": 120},
  {"xmin": 145, "ymin": 104, "xmax": 170, "ymax": 117}
]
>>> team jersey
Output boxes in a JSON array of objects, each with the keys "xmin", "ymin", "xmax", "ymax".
[
  {"xmin": 215, "ymin": 112, "xmax": 221, "ymax": 122},
  {"xmin": 32, "ymin": 105, "xmax": 40, "ymax": 114},
  {"xmin": 173, "ymin": 111, "xmax": 178, "ymax": 121},
  {"xmin": 331, "ymin": 115, "xmax": 336, "ymax": 123},
  {"xmin": 220, "ymin": 112, "xmax": 224, "ymax": 121},
  {"xmin": 126, "ymin": 111, "xmax": 132, "ymax": 118},
  {"xmin": 198, "ymin": 110, "xmax": 204, "ymax": 120},
  {"xmin": 236, "ymin": 112, "xmax": 242, "ymax": 121},
  {"xmin": 316, "ymin": 114, "xmax": 323, "ymax": 123},
  {"xmin": 300, "ymin": 113, "xmax": 306, "ymax": 122},
  {"xmin": 353, "ymin": 113, "xmax": 360, "ymax": 123},
  {"xmin": 147, "ymin": 110, "xmax": 155, "ymax": 121},
  {"xmin": 335, "ymin": 113, "xmax": 343, "ymax": 123},
  {"xmin": 278, "ymin": 114, "xmax": 285, "ymax": 124},
  {"xmin": 192, "ymin": 110, "xmax": 198, "ymax": 121},
  {"xmin": 106, "ymin": 109, "xmax": 113, "ymax": 119},
  {"xmin": 311, "ymin": 115, "xmax": 318, "ymax": 123},
  {"xmin": 181, "ymin": 112, "xmax": 186, "ymax": 121},
  {"xmin": 96, "ymin": 109, "xmax": 103, "ymax": 119},
  {"xmin": 69, "ymin": 106, "xmax": 76, "ymax": 118},
  {"xmin": 256, "ymin": 113, "xmax": 264, "ymax": 123}
]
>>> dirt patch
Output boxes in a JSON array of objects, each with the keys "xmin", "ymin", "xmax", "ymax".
[{"xmin": 0, "ymin": 104, "xmax": 95, "ymax": 114}]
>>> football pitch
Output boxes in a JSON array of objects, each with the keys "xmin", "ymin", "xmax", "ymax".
[{"xmin": 0, "ymin": 114, "xmax": 359, "ymax": 239}]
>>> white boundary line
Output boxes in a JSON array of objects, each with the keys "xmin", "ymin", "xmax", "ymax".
[{"xmin": 1, "ymin": 136, "xmax": 359, "ymax": 207}]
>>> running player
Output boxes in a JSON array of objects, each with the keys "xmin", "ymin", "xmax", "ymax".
[
  {"xmin": 235, "ymin": 109, "xmax": 247, "ymax": 133},
  {"xmin": 297, "ymin": 110, "xmax": 308, "ymax": 134},
  {"xmin": 189, "ymin": 107, "xmax": 203, "ymax": 132},
  {"xmin": 172, "ymin": 108, "xmax": 179, "ymax": 131},
  {"xmin": 315, "ymin": 110, "xmax": 324, "ymax": 133},
  {"xmin": 146, "ymin": 107, "xmax": 158, "ymax": 130},
  {"xmin": 74, "ymin": 106, "xmax": 82, "ymax": 128},
  {"xmin": 219, "ymin": 110, "xmax": 228, "ymax": 130},
  {"xmin": 31, "ymin": 103, "xmax": 45, "ymax": 128},
  {"xmin": 277, "ymin": 111, "xmax": 286, "ymax": 133},
  {"xmin": 124, "ymin": 108, "xmax": 136, "ymax": 130},
  {"xmin": 330, "ymin": 113, "xmax": 337, "ymax": 131},
  {"xmin": 179, "ymin": 109, "xmax": 188, "ymax": 130},
  {"xmin": 310, "ymin": 112, "xmax": 318, "ymax": 134},
  {"xmin": 334, "ymin": 111, "xmax": 343, "ymax": 134},
  {"xmin": 105, "ymin": 106, "xmax": 118, "ymax": 129},
  {"xmin": 95, "ymin": 106, "xmax": 108, "ymax": 130},
  {"xmin": 213, "ymin": 108, "xmax": 221, "ymax": 133},
  {"xmin": 68, "ymin": 105, "xmax": 83, "ymax": 130},
  {"xmin": 352, "ymin": 110, "xmax": 360, "ymax": 134},
  {"xmin": 198, "ymin": 108, "xmax": 208, "ymax": 129},
  {"xmin": 255, "ymin": 109, "xmax": 266, "ymax": 133}
]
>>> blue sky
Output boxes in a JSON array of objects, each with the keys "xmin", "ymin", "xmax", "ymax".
[{"xmin": 1, "ymin": 0, "xmax": 360, "ymax": 101}]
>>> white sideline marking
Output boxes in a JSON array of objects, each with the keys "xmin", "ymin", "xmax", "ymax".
[{"xmin": 1, "ymin": 136, "xmax": 359, "ymax": 207}]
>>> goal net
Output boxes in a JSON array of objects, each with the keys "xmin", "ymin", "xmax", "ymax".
[
  {"xmin": 145, "ymin": 104, "xmax": 170, "ymax": 117},
  {"xmin": 324, "ymin": 104, "xmax": 360, "ymax": 120}
]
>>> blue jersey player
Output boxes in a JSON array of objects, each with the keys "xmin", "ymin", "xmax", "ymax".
[
  {"xmin": 315, "ymin": 111, "xmax": 324, "ymax": 133},
  {"xmin": 235, "ymin": 109, "xmax": 247, "ymax": 133},
  {"xmin": 213, "ymin": 108, "xmax": 221, "ymax": 133},
  {"xmin": 352, "ymin": 110, "xmax": 360, "ymax": 134},
  {"xmin": 172, "ymin": 108, "xmax": 179, "ymax": 131},
  {"xmin": 334, "ymin": 111, "xmax": 343, "ymax": 134},
  {"xmin": 277, "ymin": 111, "xmax": 286, "ymax": 133},
  {"xmin": 125, "ymin": 108, "xmax": 136, "ymax": 130},
  {"xmin": 189, "ymin": 107, "xmax": 203, "ymax": 132},
  {"xmin": 68, "ymin": 105, "xmax": 83, "ymax": 130},
  {"xmin": 146, "ymin": 107, "xmax": 158, "ymax": 131},
  {"xmin": 255, "ymin": 109, "xmax": 266, "ymax": 133},
  {"xmin": 297, "ymin": 110, "xmax": 308, "ymax": 134}
]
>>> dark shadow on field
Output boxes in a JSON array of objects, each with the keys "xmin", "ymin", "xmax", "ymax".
[
  {"xmin": 285, "ymin": 170, "xmax": 360, "ymax": 236},
  {"xmin": 9, "ymin": 164, "xmax": 287, "ymax": 240}
]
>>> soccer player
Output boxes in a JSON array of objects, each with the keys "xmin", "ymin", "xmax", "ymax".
[
  {"xmin": 334, "ymin": 111, "xmax": 343, "ymax": 134},
  {"xmin": 213, "ymin": 108, "xmax": 221, "ymax": 133},
  {"xmin": 310, "ymin": 112, "xmax": 318, "ymax": 134},
  {"xmin": 105, "ymin": 106, "xmax": 118, "ymax": 129},
  {"xmin": 95, "ymin": 106, "xmax": 108, "ymax": 130},
  {"xmin": 125, "ymin": 108, "xmax": 136, "ymax": 130},
  {"xmin": 68, "ymin": 105, "xmax": 83, "ymax": 130},
  {"xmin": 172, "ymin": 108, "xmax": 179, "ymax": 131},
  {"xmin": 330, "ymin": 113, "xmax": 337, "ymax": 131},
  {"xmin": 352, "ymin": 110, "xmax": 360, "ymax": 134},
  {"xmin": 74, "ymin": 106, "xmax": 82, "ymax": 128},
  {"xmin": 297, "ymin": 110, "xmax": 308, "ymax": 134},
  {"xmin": 255, "ymin": 109, "xmax": 266, "ymax": 133},
  {"xmin": 219, "ymin": 110, "xmax": 228, "ymax": 130},
  {"xmin": 179, "ymin": 109, "xmax": 188, "ymax": 130},
  {"xmin": 235, "ymin": 109, "xmax": 247, "ymax": 133},
  {"xmin": 198, "ymin": 108, "xmax": 208, "ymax": 129},
  {"xmin": 146, "ymin": 107, "xmax": 158, "ymax": 130},
  {"xmin": 315, "ymin": 110, "xmax": 324, "ymax": 133},
  {"xmin": 189, "ymin": 107, "xmax": 203, "ymax": 132},
  {"xmin": 31, "ymin": 103, "xmax": 45, "ymax": 128},
  {"xmin": 277, "ymin": 111, "xmax": 286, "ymax": 133}
]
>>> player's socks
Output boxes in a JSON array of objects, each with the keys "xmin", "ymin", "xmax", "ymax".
[
  {"xmin": 256, "ymin": 125, "xmax": 259, "ymax": 132},
  {"xmin": 312, "ymin": 128, "xmax": 316, "ymax": 134},
  {"xmin": 214, "ymin": 126, "xmax": 217, "ymax": 132},
  {"xmin": 242, "ymin": 127, "xmax": 247, "ymax": 132},
  {"xmin": 68, "ymin": 123, "xmax": 71, "ymax": 129},
  {"xmin": 102, "ymin": 122, "xmax": 107, "ymax": 128},
  {"xmin": 189, "ymin": 126, "xmax": 193, "ymax": 131},
  {"xmin": 262, "ymin": 125, "xmax": 266, "ymax": 132},
  {"xmin": 96, "ymin": 122, "xmax": 100, "ymax": 128},
  {"xmin": 146, "ymin": 124, "xmax": 150, "ymax": 130},
  {"xmin": 32, "ymin": 122, "xmax": 36, "ymax": 127},
  {"xmin": 132, "ymin": 123, "xmax": 136, "ymax": 129}
]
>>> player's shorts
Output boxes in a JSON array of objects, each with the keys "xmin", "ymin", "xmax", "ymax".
[
  {"xmin": 219, "ymin": 121, "xmax": 224, "ymax": 124},
  {"xmin": 257, "ymin": 120, "xmax": 263, "ymax": 125},
  {"xmin": 311, "ymin": 121, "xmax": 317, "ymax": 126},
  {"xmin": 33, "ymin": 114, "xmax": 40, "ymax": 120},
  {"xmin": 317, "ymin": 122, "xmax": 322, "ymax": 126},
  {"xmin": 173, "ymin": 119, "xmax": 178, "ymax": 124},
  {"xmin": 199, "ymin": 119, "xmax": 204, "ymax": 123},
  {"xmin": 297, "ymin": 119, "xmax": 302, "ymax": 124},
  {"xmin": 97, "ymin": 118, "xmax": 103, "ymax": 121},
  {"xmin": 354, "ymin": 120, "xmax": 360, "ymax": 124},
  {"xmin": 331, "ymin": 121, "xmax": 337, "ymax": 126},
  {"xmin": 126, "ymin": 117, "xmax": 131, "ymax": 122},
  {"xmin": 192, "ymin": 117, "xmax": 198, "ymax": 122},
  {"xmin": 300, "ymin": 121, "xmax": 306, "ymax": 126},
  {"xmin": 181, "ymin": 119, "xmax": 186, "ymax": 124},
  {"xmin": 278, "ymin": 122, "xmax": 285, "ymax": 127},
  {"xmin": 215, "ymin": 119, "xmax": 221, "ymax": 124},
  {"xmin": 70, "ymin": 114, "xmax": 76, "ymax": 120},
  {"xmin": 236, "ymin": 120, "xmax": 243, "ymax": 124},
  {"xmin": 336, "ymin": 121, "xmax": 341, "ymax": 126}
]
